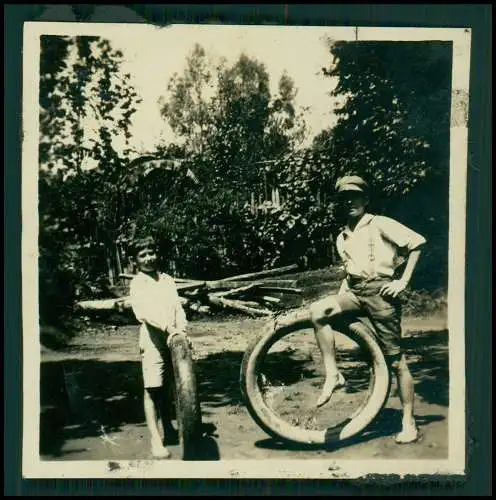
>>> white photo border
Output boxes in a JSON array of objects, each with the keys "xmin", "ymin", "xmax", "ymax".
[{"xmin": 22, "ymin": 22, "xmax": 471, "ymax": 479}]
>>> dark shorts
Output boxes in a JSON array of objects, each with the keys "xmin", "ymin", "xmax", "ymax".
[{"xmin": 331, "ymin": 277, "xmax": 403, "ymax": 358}]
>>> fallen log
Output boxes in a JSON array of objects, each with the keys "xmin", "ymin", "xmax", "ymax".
[
  {"xmin": 257, "ymin": 279, "xmax": 299, "ymax": 287},
  {"xmin": 119, "ymin": 272, "xmax": 298, "ymax": 291},
  {"xmin": 76, "ymin": 265, "xmax": 300, "ymax": 319},
  {"xmin": 75, "ymin": 298, "xmax": 123, "ymax": 311},
  {"xmin": 261, "ymin": 295, "xmax": 281, "ymax": 304},
  {"xmin": 217, "ymin": 264, "xmax": 298, "ymax": 282},
  {"xmin": 208, "ymin": 296, "xmax": 273, "ymax": 317},
  {"xmin": 233, "ymin": 300, "xmax": 265, "ymax": 308},
  {"xmin": 76, "ymin": 295, "xmax": 189, "ymax": 313},
  {"xmin": 210, "ymin": 282, "xmax": 261, "ymax": 298},
  {"xmin": 189, "ymin": 303, "xmax": 211, "ymax": 314},
  {"xmin": 258, "ymin": 286, "xmax": 303, "ymax": 294},
  {"xmin": 120, "ymin": 273, "xmax": 206, "ymax": 288},
  {"xmin": 175, "ymin": 281, "xmax": 207, "ymax": 292},
  {"xmin": 204, "ymin": 279, "xmax": 297, "ymax": 291}
]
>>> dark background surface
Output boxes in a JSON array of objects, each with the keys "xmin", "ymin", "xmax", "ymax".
[{"xmin": 5, "ymin": 4, "xmax": 491, "ymax": 496}]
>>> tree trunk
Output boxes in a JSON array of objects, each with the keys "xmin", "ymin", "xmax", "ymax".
[
  {"xmin": 105, "ymin": 247, "xmax": 115, "ymax": 286},
  {"xmin": 115, "ymin": 243, "xmax": 123, "ymax": 277},
  {"xmin": 329, "ymin": 234, "xmax": 336, "ymax": 264}
]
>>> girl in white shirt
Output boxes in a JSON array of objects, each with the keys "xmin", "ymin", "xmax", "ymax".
[{"xmin": 129, "ymin": 235, "xmax": 188, "ymax": 459}]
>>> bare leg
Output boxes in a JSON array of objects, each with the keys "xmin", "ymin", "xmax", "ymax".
[
  {"xmin": 159, "ymin": 384, "xmax": 179, "ymax": 445},
  {"xmin": 144, "ymin": 389, "xmax": 171, "ymax": 458},
  {"xmin": 311, "ymin": 301, "xmax": 346, "ymax": 408},
  {"xmin": 393, "ymin": 355, "xmax": 418, "ymax": 443}
]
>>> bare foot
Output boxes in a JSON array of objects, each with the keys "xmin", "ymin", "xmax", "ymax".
[
  {"xmin": 151, "ymin": 442, "xmax": 171, "ymax": 459},
  {"xmin": 395, "ymin": 424, "xmax": 421, "ymax": 444},
  {"xmin": 316, "ymin": 372, "xmax": 346, "ymax": 408}
]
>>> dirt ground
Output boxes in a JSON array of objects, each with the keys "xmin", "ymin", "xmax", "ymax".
[{"xmin": 40, "ymin": 309, "xmax": 449, "ymax": 462}]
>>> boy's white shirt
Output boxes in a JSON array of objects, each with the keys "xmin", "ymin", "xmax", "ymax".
[
  {"xmin": 336, "ymin": 213, "xmax": 426, "ymax": 281},
  {"xmin": 129, "ymin": 271, "xmax": 188, "ymax": 348}
]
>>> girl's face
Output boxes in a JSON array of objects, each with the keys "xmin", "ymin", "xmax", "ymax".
[
  {"xmin": 339, "ymin": 191, "xmax": 369, "ymax": 219},
  {"xmin": 136, "ymin": 245, "xmax": 158, "ymax": 273}
]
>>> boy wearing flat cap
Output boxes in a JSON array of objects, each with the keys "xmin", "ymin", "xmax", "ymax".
[{"xmin": 310, "ymin": 175, "xmax": 426, "ymax": 444}]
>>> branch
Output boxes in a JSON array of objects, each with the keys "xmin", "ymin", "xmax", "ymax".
[
  {"xmin": 209, "ymin": 282, "xmax": 260, "ymax": 298},
  {"xmin": 259, "ymin": 286, "xmax": 302, "ymax": 294},
  {"xmin": 207, "ymin": 295, "xmax": 273, "ymax": 317},
  {"xmin": 218, "ymin": 264, "xmax": 298, "ymax": 282}
]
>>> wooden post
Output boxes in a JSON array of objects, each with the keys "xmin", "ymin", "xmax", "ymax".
[
  {"xmin": 105, "ymin": 247, "xmax": 115, "ymax": 287},
  {"xmin": 263, "ymin": 170, "xmax": 268, "ymax": 203},
  {"xmin": 329, "ymin": 233, "xmax": 335, "ymax": 264},
  {"xmin": 115, "ymin": 243, "xmax": 123, "ymax": 278}
]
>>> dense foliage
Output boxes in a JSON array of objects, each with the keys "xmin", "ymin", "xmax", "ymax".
[
  {"xmin": 322, "ymin": 41, "xmax": 452, "ymax": 288},
  {"xmin": 39, "ymin": 35, "xmax": 142, "ymax": 322},
  {"xmin": 38, "ymin": 38, "xmax": 452, "ymax": 324},
  {"xmin": 138, "ymin": 45, "xmax": 308, "ymax": 278}
]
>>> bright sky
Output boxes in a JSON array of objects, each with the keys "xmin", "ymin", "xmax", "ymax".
[{"xmin": 103, "ymin": 25, "xmax": 346, "ymax": 153}]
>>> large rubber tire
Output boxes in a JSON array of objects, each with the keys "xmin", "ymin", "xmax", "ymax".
[
  {"xmin": 169, "ymin": 334, "xmax": 202, "ymax": 460},
  {"xmin": 240, "ymin": 308, "xmax": 391, "ymax": 446}
]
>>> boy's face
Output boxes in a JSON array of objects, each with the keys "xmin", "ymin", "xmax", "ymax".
[
  {"xmin": 136, "ymin": 244, "xmax": 158, "ymax": 273},
  {"xmin": 338, "ymin": 191, "xmax": 369, "ymax": 219}
]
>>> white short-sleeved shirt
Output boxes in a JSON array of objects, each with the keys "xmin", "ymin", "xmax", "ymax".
[
  {"xmin": 336, "ymin": 213, "xmax": 426, "ymax": 279},
  {"xmin": 129, "ymin": 271, "xmax": 187, "ymax": 350}
]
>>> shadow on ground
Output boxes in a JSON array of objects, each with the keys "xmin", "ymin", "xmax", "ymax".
[
  {"xmin": 195, "ymin": 351, "xmax": 245, "ymax": 407},
  {"xmin": 402, "ymin": 330, "xmax": 449, "ymax": 406},
  {"xmin": 40, "ymin": 360, "xmax": 143, "ymax": 457},
  {"xmin": 254, "ymin": 408, "xmax": 446, "ymax": 452},
  {"xmin": 40, "ymin": 329, "xmax": 448, "ymax": 458},
  {"xmin": 40, "ymin": 359, "xmax": 221, "ymax": 460}
]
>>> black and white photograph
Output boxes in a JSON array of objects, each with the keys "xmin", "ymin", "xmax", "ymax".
[{"xmin": 22, "ymin": 21, "xmax": 470, "ymax": 479}]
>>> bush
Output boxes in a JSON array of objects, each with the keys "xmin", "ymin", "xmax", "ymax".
[
  {"xmin": 401, "ymin": 288, "xmax": 447, "ymax": 317},
  {"xmin": 38, "ymin": 241, "xmax": 112, "ymax": 326}
]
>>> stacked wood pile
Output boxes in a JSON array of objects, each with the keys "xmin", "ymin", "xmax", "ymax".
[{"xmin": 75, "ymin": 264, "xmax": 303, "ymax": 318}]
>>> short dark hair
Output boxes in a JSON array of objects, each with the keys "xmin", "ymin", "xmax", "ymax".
[{"xmin": 130, "ymin": 235, "xmax": 157, "ymax": 259}]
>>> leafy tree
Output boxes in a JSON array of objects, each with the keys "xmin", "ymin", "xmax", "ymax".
[
  {"xmin": 39, "ymin": 35, "xmax": 142, "ymax": 322},
  {"xmin": 210, "ymin": 57, "xmax": 305, "ymax": 190},
  {"xmin": 251, "ymin": 148, "xmax": 338, "ymax": 269},
  {"xmin": 160, "ymin": 46, "xmax": 305, "ymax": 184},
  {"xmin": 159, "ymin": 44, "xmax": 218, "ymax": 156},
  {"xmin": 319, "ymin": 41, "xmax": 452, "ymax": 288},
  {"xmin": 153, "ymin": 46, "xmax": 307, "ymax": 277}
]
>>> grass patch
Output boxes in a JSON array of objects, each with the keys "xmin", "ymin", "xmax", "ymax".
[
  {"xmin": 401, "ymin": 288, "xmax": 447, "ymax": 317},
  {"xmin": 292, "ymin": 267, "xmax": 447, "ymax": 317}
]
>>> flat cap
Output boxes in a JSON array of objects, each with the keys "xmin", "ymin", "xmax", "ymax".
[{"xmin": 335, "ymin": 175, "xmax": 369, "ymax": 193}]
